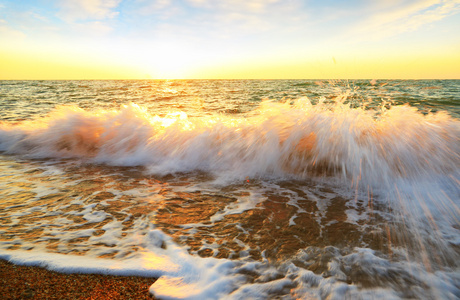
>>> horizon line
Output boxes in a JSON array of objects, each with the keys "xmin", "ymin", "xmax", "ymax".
[{"xmin": 1, "ymin": 78, "xmax": 459, "ymax": 81}]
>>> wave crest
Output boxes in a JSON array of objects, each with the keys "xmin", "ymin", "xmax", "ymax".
[{"xmin": 1, "ymin": 100, "xmax": 459, "ymax": 186}]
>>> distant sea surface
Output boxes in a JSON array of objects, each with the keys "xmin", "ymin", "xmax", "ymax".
[{"xmin": 1, "ymin": 80, "xmax": 459, "ymax": 299}]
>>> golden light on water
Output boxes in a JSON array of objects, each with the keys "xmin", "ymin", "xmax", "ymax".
[
  {"xmin": 151, "ymin": 276, "xmax": 202, "ymax": 299},
  {"xmin": 141, "ymin": 252, "xmax": 180, "ymax": 273}
]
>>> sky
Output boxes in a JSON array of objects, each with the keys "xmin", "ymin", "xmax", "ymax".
[{"xmin": 0, "ymin": 0, "xmax": 459, "ymax": 79}]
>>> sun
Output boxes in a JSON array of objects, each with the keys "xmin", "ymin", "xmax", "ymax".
[
  {"xmin": 150, "ymin": 56, "xmax": 189, "ymax": 79},
  {"xmin": 134, "ymin": 41, "xmax": 196, "ymax": 79}
]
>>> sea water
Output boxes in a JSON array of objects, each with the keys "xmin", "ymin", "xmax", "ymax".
[{"xmin": 0, "ymin": 80, "xmax": 459, "ymax": 299}]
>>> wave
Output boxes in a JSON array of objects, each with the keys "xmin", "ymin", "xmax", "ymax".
[{"xmin": 0, "ymin": 99, "xmax": 459, "ymax": 187}]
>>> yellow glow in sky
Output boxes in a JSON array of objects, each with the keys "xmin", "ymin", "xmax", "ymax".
[
  {"xmin": 0, "ymin": 50, "xmax": 145, "ymax": 80},
  {"xmin": 1, "ymin": 0, "xmax": 459, "ymax": 79}
]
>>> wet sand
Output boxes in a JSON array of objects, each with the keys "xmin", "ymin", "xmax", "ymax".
[{"xmin": 0, "ymin": 259, "xmax": 157, "ymax": 299}]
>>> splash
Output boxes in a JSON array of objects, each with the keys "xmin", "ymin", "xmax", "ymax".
[{"xmin": 1, "ymin": 98, "xmax": 458, "ymax": 187}]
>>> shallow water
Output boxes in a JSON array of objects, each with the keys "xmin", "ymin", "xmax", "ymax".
[{"xmin": 0, "ymin": 80, "xmax": 459, "ymax": 299}]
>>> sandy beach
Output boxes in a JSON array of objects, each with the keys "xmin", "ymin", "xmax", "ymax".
[{"xmin": 0, "ymin": 259, "xmax": 157, "ymax": 299}]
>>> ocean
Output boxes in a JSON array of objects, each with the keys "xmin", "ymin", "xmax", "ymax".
[{"xmin": 0, "ymin": 79, "xmax": 459, "ymax": 299}]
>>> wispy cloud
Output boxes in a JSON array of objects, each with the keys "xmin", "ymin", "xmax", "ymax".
[
  {"xmin": 349, "ymin": 0, "xmax": 460, "ymax": 40},
  {"xmin": 0, "ymin": 19, "xmax": 26, "ymax": 41},
  {"xmin": 0, "ymin": 5, "xmax": 62, "ymax": 43},
  {"xmin": 186, "ymin": 0, "xmax": 282, "ymax": 13},
  {"xmin": 132, "ymin": 0, "xmax": 306, "ymax": 40},
  {"xmin": 56, "ymin": 0, "xmax": 122, "ymax": 22},
  {"xmin": 73, "ymin": 21, "xmax": 115, "ymax": 35}
]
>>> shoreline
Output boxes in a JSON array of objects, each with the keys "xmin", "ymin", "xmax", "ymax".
[{"xmin": 0, "ymin": 259, "xmax": 157, "ymax": 299}]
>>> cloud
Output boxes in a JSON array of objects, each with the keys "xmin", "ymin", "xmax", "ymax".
[
  {"xmin": 133, "ymin": 0, "xmax": 306, "ymax": 40},
  {"xmin": 186, "ymin": 0, "xmax": 282, "ymax": 13},
  {"xmin": 0, "ymin": 19, "xmax": 26, "ymax": 41},
  {"xmin": 139, "ymin": 0, "xmax": 172, "ymax": 12},
  {"xmin": 0, "ymin": 8, "xmax": 62, "ymax": 43},
  {"xmin": 73, "ymin": 21, "xmax": 114, "ymax": 35},
  {"xmin": 57, "ymin": 0, "xmax": 122, "ymax": 21},
  {"xmin": 349, "ymin": 0, "xmax": 460, "ymax": 40}
]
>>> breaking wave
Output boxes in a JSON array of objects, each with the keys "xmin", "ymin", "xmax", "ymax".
[{"xmin": 1, "ymin": 98, "xmax": 458, "ymax": 188}]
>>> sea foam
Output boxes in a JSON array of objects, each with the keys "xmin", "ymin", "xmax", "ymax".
[{"xmin": 1, "ymin": 99, "xmax": 458, "ymax": 188}]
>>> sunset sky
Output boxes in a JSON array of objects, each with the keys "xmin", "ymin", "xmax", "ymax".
[{"xmin": 1, "ymin": 0, "xmax": 459, "ymax": 79}]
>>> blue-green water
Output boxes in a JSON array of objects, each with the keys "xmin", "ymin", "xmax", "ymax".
[{"xmin": 1, "ymin": 80, "xmax": 459, "ymax": 121}]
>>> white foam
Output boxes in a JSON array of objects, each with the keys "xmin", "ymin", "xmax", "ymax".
[
  {"xmin": 0, "ymin": 101, "xmax": 457, "ymax": 188},
  {"xmin": 0, "ymin": 229, "xmax": 244, "ymax": 299}
]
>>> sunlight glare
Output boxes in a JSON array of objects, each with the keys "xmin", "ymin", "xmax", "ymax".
[{"xmin": 139, "ymin": 42, "xmax": 195, "ymax": 79}]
